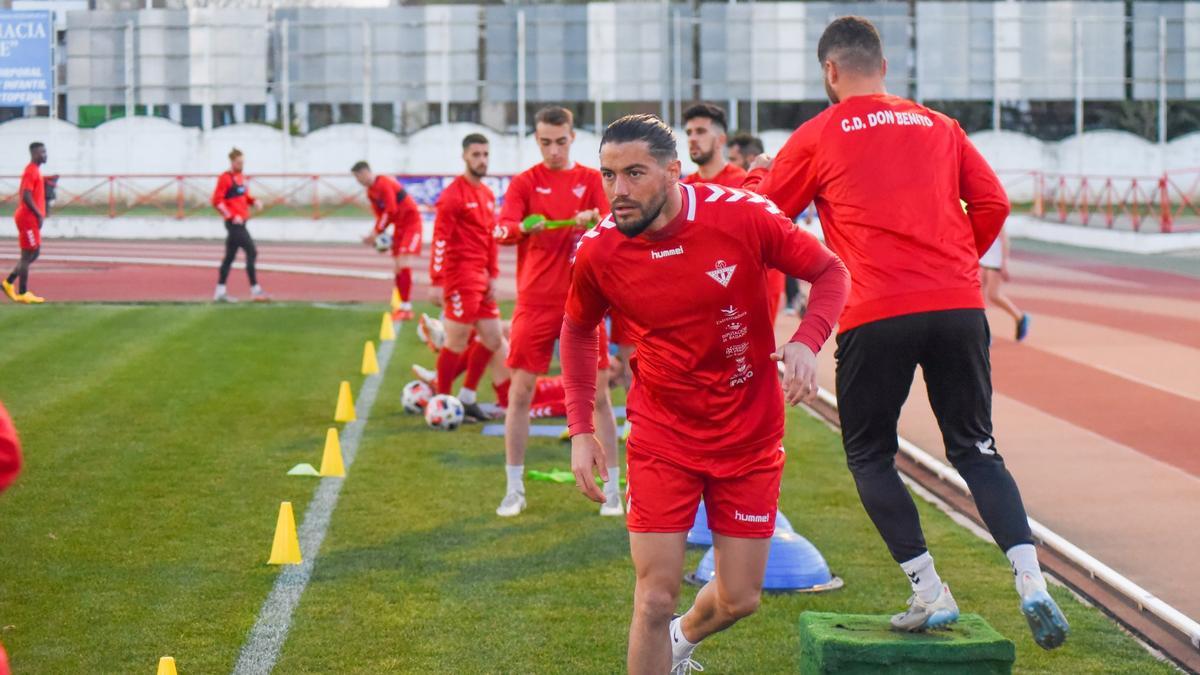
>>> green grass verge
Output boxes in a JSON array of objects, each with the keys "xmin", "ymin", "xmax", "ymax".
[{"xmin": 0, "ymin": 304, "xmax": 1174, "ymax": 674}]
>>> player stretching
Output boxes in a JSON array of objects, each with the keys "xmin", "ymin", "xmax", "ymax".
[
  {"xmin": 494, "ymin": 106, "xmax": 620, "ymax": 518},
  {"xmin": 212, "ymin": 148, "xmax": 266, "ymax": 302},
  {"xmin": 563, "ymin": 115, "xmax": 849, "ymax": 674},
  {"xmin": 352, "ymin": 161, "xmax": 422, "ymax": 321},
  {"xmin": 432, "ymin": 134, "xmax": 506, "ymax": 423},
  {"xmin": 4, "ymin": 142, "xmax": 48, "ymax": 304},
  {"xmin": 746, "ymin": 17, "xmax": 1068, "ymax": 648}
]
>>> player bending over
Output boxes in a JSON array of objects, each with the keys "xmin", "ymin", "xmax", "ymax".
[
  {"xmin": 493, "ymin": 106, "xmax": 621, "ymax": 518},
  {"xmin": 562, "ymin": 114, "xmax": 849, "ymax": 674},
  {"xmin": 353, "ymin": 161, "xmax": 423, "ymax": 321},
  {"xmin": 745, "ymin": 16, "xmax": 1068, "ymax": 648},
  {"xmin": 4, "ymin": 142, "xmax": 49, "ymax": 304},
  {"xmin": 432, "ymin": 134, "xmax": 507, "ymax": 423},
  {"xmin": 212, "ymin": 148, "xmax": 267, "ymax": 302}
]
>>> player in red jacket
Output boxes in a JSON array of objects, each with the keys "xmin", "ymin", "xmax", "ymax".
[
  {"xmin": 493, "ymin": 106, "xmax": 621, "ymax": 518},
  {"xmin": 562, "ymin": 115, "xmax": 849, "ymax": 674},
  {"xmin": 211, "ymin": 148, "xmax": 266, "ymax": 302},
  {"xmin": 4, "ymin": 142, "xmax": 48, "ymax": 304},
  {"xmin": 745, "ymin": 18, "xmax": 1067, "ymax": 648},
  {"xmin": 352, "ymin": 161, "xmax": 423, "ymax": 321},
  {"xmin": 432, "ymin": 134, "xmax": 507, "ymax": 423}
]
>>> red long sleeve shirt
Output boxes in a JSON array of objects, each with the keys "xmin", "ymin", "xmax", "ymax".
[
  {"xmin": 211, "ymin": 170, "xmax": 255, "ymax": 222},
  {"xmin": 561, "ymin": 183, "xmax": 849, "ymax": 456},
  {"xmin": 744, "ymin": 93, "xmax": 1008, "ymax": 333},
  {"xmin": 368, "ymin": 175, "xmax": 422, "ymax": 235},
  {"xmin": 495, "ymin": 163, "xmax": 609, "ymax": 308},
  {"xmin": 433, "ymin": 175, "xmax": 498, "ymax": 292},
  {"xmin": 682, "ymin": 162, "xmax": 747, "ymax": 188}
]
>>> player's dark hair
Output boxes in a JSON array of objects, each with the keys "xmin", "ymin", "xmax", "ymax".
[
  {"xmin": 29, "ymin": 142, "xmax": 44, "ymax": 153},
  {"xmin": 462, "ymin": 133, "xmax": 489, "ymax": 149},
  {"xmin": 350, "ymin": 161, "xmax": 370, "ymax": 173},
  {"xmin": 727, "ymin": 132, "xmax": 764, "ymax": 156},
  {"xmin": 534, "ymin": 106, "xmax": 573, "ymax": 129},
  {"xmin": 601, "ymin": 114, "xmax": 678, "ymax": 164},
  {"xmin": 229, "ymin": 147, "xmax": 244, "ymax": 160},
  {"xmin": 682, "ymin": 103, "xmax": 728, "ymax": 134},
  {"xmin": 818, "ymin": 16, "xmax": 884, "ymax": 74}
]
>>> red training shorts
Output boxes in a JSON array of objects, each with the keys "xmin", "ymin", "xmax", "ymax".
[
  {"xmin": 14, "ymin": 214, "xmax": 39, "ymax": 251},
  {"xmin": 507, "ymin": 303, "xmax": 609, "ymax": 373},
  {"xmin": 625, "ymin": 439, "xmax": 785, "ymax": 539},
  {"xmin": 391, "ymin": 222, "xmax": 422, "ymax": 257},
  {"xmin": 444, "ymin": 286, "xmax": 499, "ymax": 324}
]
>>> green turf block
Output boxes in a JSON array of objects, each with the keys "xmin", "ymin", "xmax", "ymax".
[{"xmin": 798, "ymin": 612, "xmax": 1015, "ymax": 675}]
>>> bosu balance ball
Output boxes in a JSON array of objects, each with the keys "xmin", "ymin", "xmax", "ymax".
[{"xmin": 687, "ymin": 529, "xmax": 844, "ymax": 593}]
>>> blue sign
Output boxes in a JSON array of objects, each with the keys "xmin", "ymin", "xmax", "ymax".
[
  {"xmin": 398, "ymin": 175, "xmax": 513, "ymax": 208},
  {"xmin": 0, "ymin": 10, "xmax": 52, "ymax": 107}
]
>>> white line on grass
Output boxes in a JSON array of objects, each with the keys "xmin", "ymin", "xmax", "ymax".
[{"xmin": 230, "ymin": 328, "xmax": 397, "ymax": 675}]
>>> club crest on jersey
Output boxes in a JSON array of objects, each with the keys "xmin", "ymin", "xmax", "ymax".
[
  {"xmin": 572, "ymin": 184, "xmax": 586, "ymax": 198},
  {"xmin": 706, "ymin": 260, "xmax": 737, "ymax": 287}
]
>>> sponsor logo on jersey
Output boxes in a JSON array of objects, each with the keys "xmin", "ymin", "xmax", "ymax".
[
  {"xmin": 706, "ymin": 260, "xmax": 737, "ymax": 287},
  {"xmin": 651, "ymin": 245, "xmax": 684, "ymax": 260},
  {"xmin": 535, "ymin": 187, "xmax": 552, "ymax": 195},
  {"xmin": 725, "ymin": 342, "xmax": 750, "ymax": 357},
  {"xmin": 734, "ymin": 510, "xmax": 770, "ymax": 523},
  {"xmin": 572, "ymin": 185, "xmax": 586, "ymax": 198},
  {"xmin": 717, "ymin": 305, "xmax": 748, "ymax": 325},
  {"xmin": 721, "ymin": 326, "xmax": 748, "ymax": 342}
]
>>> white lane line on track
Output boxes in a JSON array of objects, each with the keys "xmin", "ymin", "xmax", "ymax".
[{"xmin": 229, "ymin": 327, "xmax": 397, "ymax": 675}]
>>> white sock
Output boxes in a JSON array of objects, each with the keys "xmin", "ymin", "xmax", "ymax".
[
  {"xmin": 400, "ymin": 301, "xmax": 412, "ymax": 310},
  {"xmin": 604, "ymin": 465, "xmax": 620, "ymax": 496},
  {"xmin": 1006, "ymin": 543, "xmax": 1045, "ymax": 595},
  {"xmin": 251, "ymin": 284, "xmax": 263, "ymax": 294},
  {"xmin": 900, "ymin": 552, "xmax": 943, "ymax": 603},
  {"xmin": 505, "ymin": 464, "xmax": 524, "ymax": 495},
  {"xmin": 458, "ymin": 387, "xmax": 477, "ymax": 405},
  {"xmin": 215, "ymin": 284, "xmax": 226, "ymax": 296},
  {"xmin": 670, "ymin": 615, "xmax": 698, "ymax": 661}
]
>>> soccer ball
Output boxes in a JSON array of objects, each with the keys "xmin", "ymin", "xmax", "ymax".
[
  {"xmin": 374, "ymin": 231, "xmax": 392, "ymax": 253},
  {"xmin": 401, "ymin": 380, "xmax": 434, "ymax": 414},
  {"xmin": 424, "ymin": 394, "xmax": 464, "ymax": 431}
]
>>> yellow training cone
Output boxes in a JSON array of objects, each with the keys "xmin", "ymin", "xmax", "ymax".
[
  {"xmin": 390, "ymin": 288, "xmax": 402, "ymax": 311},
  {"xmin": 334, "ymin": 381, "xmax": 356, "ymax": 423},
  {"xmin": 319, "ymin": 428, "xmax": 345, "ymax": 477},
  {"xmin": 268, "ymin": 501, "xmax": 302, "ymax": 565},
  {"xmin": 361, "ymin": 340, "xmax": 379, "ymax": 375},
  {"xmin": 380, "ymin": 312, "xmax": 396, "ymax": 341},
  {"xmin": 156, "ymin": 656, "xmax": 178, "ymax": 675}
]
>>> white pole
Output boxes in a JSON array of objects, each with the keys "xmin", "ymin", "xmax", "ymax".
[
  {"xmin": 363, "ymin": 20, "xmax": 372, "ymax": 146},
  {"xmin": 49, "ymin": 15, "xmax": 57, "ymax": 120},
  {"xmin": 673, "ymin": 11, "xmax": 682, "ymax": 127},
  {"xmin": 594, "ymin": 89, "xmax": 603, "ymax": 133},
  {"xmin": 281, "ymin": 19, "xmax": 290, "ymax": 138},
  {"xmin": 124, "ymin": 20, "xmax": 135, "ymax": 117},
  {"xmin": 992, "ymin": 13, "xmax": 1001, "ymax": 132},
  {"xmin": 1074, "ymin": 18, "xmax": 1083, "ymax": 140},
  {"xmin": 1158, "ymin": 15, "xmax": 1168, "ymax": 146},
  {"xmin": 660, "ymin": 0, "xmax": 669, "ymax": 121},
  {"xmin": 517, "ymin": 10, "xmax": 526, "ymax": 168},
  {"xmin": 440, "ymin": 14, "xmax": 450, "ymax": 126}
]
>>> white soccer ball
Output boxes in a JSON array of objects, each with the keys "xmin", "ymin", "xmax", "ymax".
[
  {"xmin": 401, "ymin": 380, "xmax": 434, "ymax": 415},
  {"xmin": 424, "ymin": 394, "xmax": 464, "ymax": 431},
  {"xmin": 374, "ymin": 231, "xmax": 392, "ymax": 253}
]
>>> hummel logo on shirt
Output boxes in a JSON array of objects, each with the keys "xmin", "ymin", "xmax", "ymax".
[
  {"xmin": 706, "ymin": 260, "xmax": 737, "ymax": 287},
  {"xmin": 535, "ymin": 187, "xmax": 552, "ymax": 194},
  {"xmin": 651, "ymin": 245, "xmax": 684, "ymax": 260}
]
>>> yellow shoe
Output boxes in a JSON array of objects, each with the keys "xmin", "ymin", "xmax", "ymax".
[
  {"xmin": 1, "ymin": 280, "xmax": 16, "ymax": 302},
  {"xmin": 16, "ymin": 292, "xmax": 44, "ymax": 304}
]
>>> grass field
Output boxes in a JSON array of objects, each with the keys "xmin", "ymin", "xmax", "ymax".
[{"xmin": 0, "ymin": 303, "xmax": 1175, "ymax": 674}]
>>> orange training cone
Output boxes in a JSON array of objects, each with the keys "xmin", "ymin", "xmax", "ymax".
[
  {"xmin": 319, "ymin": 428, "xmax": 345, "ymax": 477},
  {"xmin": 334, "ymin": 381, "xmax": 356, "ymax": 423},
  {"xmin": 267, "ymin": 501, "xmax": 302, "ymax": 565},
  {"xmin": 156, "ymin": 656, "xmax": 178, "ymax": 675},
  {"xmin": 380, "ymin": 312, "xmax": 396, "ymax": 341},
  {"xmin": 361, "ymin": 340, "xmax": 379, "ymax": 375}
]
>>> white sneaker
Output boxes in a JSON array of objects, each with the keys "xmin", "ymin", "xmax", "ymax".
[
  {"xmin": 214, "ymin": 286, "xmax": 236, "ymax": 303},
  {"xmin": 890, "ymin": 583, "xmax": 960, "ymax": 632},
  {"xmin": 417, "ymin": 313, "xmax": 446, "ymax": 353},
  {"xmin": 670, "ymin": 616, "xmax": 704, "ymax": 673},
  {"xmin": 411, "ymin": 363, "xmax": 436, "ymax": 385},
  {"xmin": 496, "ymin": 491, "xmax": 526, "ymax": 517},
  {"xmin": 600, "ymin": 490, "xmax": 624, "ymax": 516},
  {"xmin": 1017, "ymin": 572, "xmax": 1069, "ymax": 650},
  {"xmin": 251, "ymin": 285, "xmax": 270, "ymax": 302}
]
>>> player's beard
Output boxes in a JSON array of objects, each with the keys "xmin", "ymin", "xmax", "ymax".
[
  {"xmin": 612, "ymin": 187, "xmax": 668, "ymax": 238},
  {"xmin": 689, "ymin": 143, "xmax": 714, "ymax": 166},
  {"xmin": 467, "ymin": 162, "xmax": 488, "ymax": 179}
]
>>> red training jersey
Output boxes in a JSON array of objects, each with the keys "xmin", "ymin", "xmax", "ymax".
[
  {"xmin": 495, "ymin": 163, "xmax": 609, "ymax": 308},
  {"xmin": 744, "ymin": 93, "xmax": 1009, "ymax": 333},
  {"xmin": 433, "ymin": 175, "xmax": 498, "ymax": 292},
  {"xmin": 14, "ymin": 162, "xmax": 44, "ymax": 222},
  {"xmin": 211, "ymin": 170, "xmax": 255, "ymax": 222},
  {"xmin": 682, "ymin": 162, "xmax": 747, "ymax": 188},
  {"xmin": 564, "ymin": 183, "xmax": 849, "ymax": 456},
  {"xmin": 0, "ymin": 402, "xmax": 22, "ymax": 494},
  {"xmin": 367, "ymin": 175, "xmax": 422, "ymax": 235}
]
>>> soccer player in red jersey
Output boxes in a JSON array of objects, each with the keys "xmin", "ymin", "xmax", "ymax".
[
  {"xmin": 4, "ymin": 142, "xmax": 48, "ymax": 304},
  {"xmin": 352, "ymin": 161, "xmax": 423, "ymax": 321},
  {"xmin": 211, "ymin": 148, "xmax": 267, "ymax": 302},
  {"xmin": 744, "ymin": 18, "xmax": 1068, "ymax": 648},
  {"xmin": 493, "ymin": 106, "xmax": 621, "ymax": 518},
  {"xmin": 562, "ymin": 115, "xmax": 849, "ymax": 673},
  {"xmin": 433, "ymin": 134, "xmax": 507, "ymax": 423},
  {"xmin": 682, "ymin": 105, "xmax": 784, "ymax": 326},
  {"xmin": 0, "ymin": 402, "xmax": 18, "ymax": 675}
]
